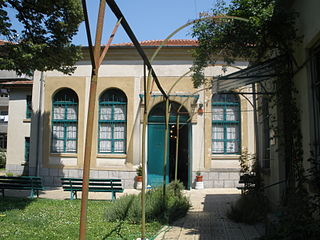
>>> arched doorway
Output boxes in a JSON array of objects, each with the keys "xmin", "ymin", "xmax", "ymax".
[{"xmin": 147, "ymin": 101, "xmax": 190, "ymax": 189}]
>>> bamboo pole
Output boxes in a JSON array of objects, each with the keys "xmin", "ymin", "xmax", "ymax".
[{"xmin": 79, "ymin": 1, "xmax": 105, "ymax": 239}]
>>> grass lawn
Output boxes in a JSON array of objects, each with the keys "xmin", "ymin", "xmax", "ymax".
[{"xmin": 0, "ymin": 197, "xmax": 163, "ymax": 240}]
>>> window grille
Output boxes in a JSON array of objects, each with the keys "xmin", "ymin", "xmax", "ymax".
[
  {"xmin": 0, "ymin": 134, "xmax": 6, "ymax": 149},
  {"xmin": 51, "ymin": 89, "xmax": 78, "ymax": 153},
  {"xmin": 26, "ymin": 95, "xmax": 32, "ymax": 119},
  {"xmin": 98, "ymin": 89, "xmax": 127, "ymax": 153},
  {"xmin": 212, "ymin": 94, "xmax": 241, "ymax": 154},
  {"xmin": 25, "ymin": 137, "xmax": 30, "ymax": 162}
]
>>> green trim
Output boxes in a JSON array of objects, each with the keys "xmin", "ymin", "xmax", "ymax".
[
  {"xmin": 51, "ymin": 94, "xmax": 78, "ymax": 153},
  {"xmin": 148, "ymin": 115, "xmax": 189, "ymax": 123},
  {"xmin": 98, "ymin": 100, "xmax": 127, "ymax": 154},
  {"xmin": 212, "ymin": 94, "xmax": 241, "ymax": 154}
]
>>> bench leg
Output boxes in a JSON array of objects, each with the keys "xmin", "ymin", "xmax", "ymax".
[
  {"xmin": 29, "ymin": 190, "xmax": 34, "ymax": 199},
  {"xmin": 1, "ymin": 189, "xmax": 4, "ymax": 198},
  {"xmin": 70, "ymin": 191, "xmax": 77, "ymax": 200},
  {"xmin": 70, "ymin": 191, "xmax": 74, "ymax": 200},
  {"xmin": 112, "ymin": 192, "xmax": 116, "ymax": 201}
]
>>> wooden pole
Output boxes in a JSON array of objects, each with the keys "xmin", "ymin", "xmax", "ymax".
[
  {"xmin": 140, "ymin": 64, "xmax": 151, "ymax": 239},
  {"xmin": 79, "ymin": 1, "xmax": 105, "ymax": 239}
]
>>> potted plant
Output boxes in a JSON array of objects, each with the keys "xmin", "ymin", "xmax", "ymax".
[
  {"xmin": 195, "ymin": 170, "xmax": 204, "ymax": 189},
  {"xmin": 135, "ymin": 165, "xmax": 143, "ymax": 190}
]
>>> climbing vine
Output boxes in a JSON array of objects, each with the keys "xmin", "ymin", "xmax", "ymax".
[{"xmin": 191, "ymin": 0, "xmax": 320, "ymax": 238}]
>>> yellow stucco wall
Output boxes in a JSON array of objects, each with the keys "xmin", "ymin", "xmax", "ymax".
[{"xmin": 43, "ymin": 76, "xmax": 87, "ymax": 169}]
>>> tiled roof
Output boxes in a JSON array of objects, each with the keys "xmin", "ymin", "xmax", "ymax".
[
  {"xmin": 0, "ymin": 40, "xmax": 11, "ymax": 45},
  {"xmin": 111, "ymin": 39, "xmax": 198, "ymax": 47},
  {"xmin": 0, "ymin": 80, "xmax": 33, "ymax": 86}
]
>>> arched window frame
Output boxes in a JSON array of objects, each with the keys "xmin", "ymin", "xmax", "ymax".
[
  {"xmin": 212, "ymin": 93, "xmax": 241, "ymax": 154},
  {"xmin": 51, "ymin": 88, "xmax": 78, "ymax": 153},
  {"xmin": 98, "ymin": 89, "xmax": 127, "ymax": 154}
]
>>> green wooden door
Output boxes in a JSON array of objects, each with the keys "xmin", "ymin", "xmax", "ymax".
[{"xmin": 147, "ymin": 124, "xmax": 169, "ymax": 187}]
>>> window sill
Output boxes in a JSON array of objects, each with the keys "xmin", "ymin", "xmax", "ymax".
[
  {"xmin": 50, "ymin": 153, "xmax": 78, "ymax": 158},
  {"xmin": 23, "ymin": 119, "xmax": 31, "ymax": 123},
  {"xmin": 211, "ymin": 154, "xmax": 241, "ymax": 160},
  {"xmin": 97, "ymin": 154, "xmax": 126, "ymax": 158}
]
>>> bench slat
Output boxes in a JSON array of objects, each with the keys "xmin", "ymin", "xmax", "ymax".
[
  {"xmin": 61, "ymin": 177, "xmax": 123, "ymax": 200},
  {"xmin": 0, "ymin": 176, "xmax": 43, "ymax": 198},
  {"xmin": 61, "ymin": 178, "xmax": 121, "ymax": 182}
]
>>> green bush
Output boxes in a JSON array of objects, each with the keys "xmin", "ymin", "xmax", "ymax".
[
  {"xmin": 0, "ymin": 148, "xmax": 6, "ymax": 168},
  {"xmin": 227, "ymin": 191, "xmax": 269, "ymax": 224},
  {"xmin": 105, "ymin": 181, "xmax": 191, "ymax": 224}
]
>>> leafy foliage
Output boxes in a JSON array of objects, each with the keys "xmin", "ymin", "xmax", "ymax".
[
  {"xmin": 0, "ymin": 0, "xmax": 83, "ymax": 75},
  {"xmin": 239, "ymin": 148, "xmax": 255, "ymax": 174},
  {"xmin": 191, "ymin": 0, "xmax": 299, "ymax": 87},
  {"xmin": 105, "ymin": 181, "xmax": 191, "ymax": 224},
  {"xmin": 261, "ymin": 190, "xmax": 320, "ymax": 240},
  {"xmin": 0, "ymin": 148, "xmax": 6, "ymax": 168},
  {"xmin": 136, "ymin": 165, "xmax": 143, "ymax": 176},
  {"xmin": 227, "ymin": 192, "xmax": 269, "ymax": 224}
]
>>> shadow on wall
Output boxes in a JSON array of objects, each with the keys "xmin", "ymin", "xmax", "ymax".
[
  {"xmin": 36, "ymin": 109, "xmax": 69, "ymax": 186},
  {"xmin": 126, "ymin": 97, "xmax": 141, "ymax": 165}
]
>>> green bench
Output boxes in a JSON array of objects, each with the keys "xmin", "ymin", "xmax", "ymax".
[
  {"xmin": 61, "ymin": 178, "xmax": 124, "ymax": 200},
  {"xmin": 0, "ymin": 176, "xmax": 44, "ymax": 198}
]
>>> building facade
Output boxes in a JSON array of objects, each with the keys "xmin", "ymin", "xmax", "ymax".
[
  {"xmin": 256, "ymin": 0, "xmax": 320, "ymax": 206},
  {"xmin": 5, "ymin": 40, "xmax": 255, "ymax": 189}
]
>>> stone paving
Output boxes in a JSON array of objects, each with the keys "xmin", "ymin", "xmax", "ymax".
[{"xmin": 155, "ymin": 189, "xmax": 264, "ymax": 240}]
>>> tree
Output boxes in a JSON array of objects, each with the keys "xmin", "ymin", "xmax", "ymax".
[
  {"xmin": 191, "ymin": 0, "xmax": 298, "ymax": 88},
  {"xmin": 0, "ymin": 0, "xmax": 83, "ymax": 75}
]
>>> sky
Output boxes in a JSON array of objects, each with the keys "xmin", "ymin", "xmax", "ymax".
[
  {"xmin": 73, "ymin": 0, "xmax": 227, "ymax": 46},
  {"xmin": 4, "ymin": 0, "xmax": 231, "ymax": 46}
]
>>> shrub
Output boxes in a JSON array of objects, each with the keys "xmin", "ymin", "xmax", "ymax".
[
  {"xmin": 0, "ymin": 148, "xmax": 6, "ymax": 168},
  {"xmin": 227, "ymin": 191, "xmax": 269, "ymax": 224},
  {"xmin": 136, "ymin": 165, "xmax": 143, "ymax": 176},
  {"xmin": 105, "ymin": 181, "xmax": 191, "ymax": 224}
]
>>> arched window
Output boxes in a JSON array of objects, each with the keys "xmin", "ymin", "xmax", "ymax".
[
  {"xmin": 212, "ymin": 93, "xmax": 240, "ymax": 154},
  {"xmin": 98, "ymin": 89, "xmax": 127, "ymax": 153},
  {"xmin": 51, "ymin": 88, "xmax": 78, "ymax": 153}
]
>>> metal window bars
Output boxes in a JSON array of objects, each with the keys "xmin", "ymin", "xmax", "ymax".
[
  {"xmin": 212, "ymin": 94, "xmax": 241, "ymax": 154},
  {"xmin": 51, "ymin": 94, "xmax": 78, "ymax": 153},
  {"xmin": 98, "ymin": 93, "xmax": 127, "ymax": 153}
]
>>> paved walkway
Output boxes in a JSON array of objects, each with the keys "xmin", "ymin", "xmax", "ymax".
[
  {"xmin": 155, "ymin": 189, "xmax": 264, "ymax": 240},
  {"xmin": 2, "ymin": 187, "xmax": 264, "ymax": 239}
]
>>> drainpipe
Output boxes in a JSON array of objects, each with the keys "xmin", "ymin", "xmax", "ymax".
[{"xmin": 35, "ymin": 72, "xmax": 44, "ymax": 176}]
